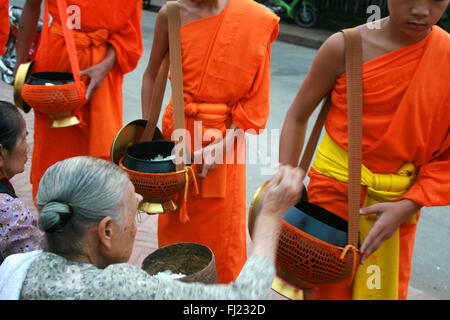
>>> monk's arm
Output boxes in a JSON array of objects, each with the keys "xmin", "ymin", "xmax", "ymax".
[
  {"xmin": 15, "ymin": 0, "xmax": 41, "ymax": 73},
  {"xmin": 279, "ymin": 32, "xmax": 345, "ymax": 167},
  {"xmin": 141, "ymin": 6, "xmax": 169, "ymax": 122},
  {"xmin": 106, "ymin": 1, "xmax": 143, "ymax": 75}
]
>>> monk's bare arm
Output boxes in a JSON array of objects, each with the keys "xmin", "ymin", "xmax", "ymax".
[
  {"xmin": 279, "ymin": 32, "xmax": 346, "ymax": 167},
  {"xmin": 15, "ymin": 0, "xmax": 41, "ymax": 73},
  {"xmin": 141, "ymin": 6, "xmax": 169, "ymax": 122}
]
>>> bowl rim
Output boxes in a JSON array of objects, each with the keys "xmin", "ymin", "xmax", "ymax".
[
  {"xmin": 141, "ymin": 242, "xmax": 215, "ymax": 278},
  {"xmin": 124, "ymin": 140, "xmax": 176, "ymax": 163},
  {"xmin": 119, "ymin": 156, "xmax": 193, "ymax": 176}
]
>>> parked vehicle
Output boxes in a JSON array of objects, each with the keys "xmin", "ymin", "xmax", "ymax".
[
  {"xmin": 0, "ymin": 5, "xmax": 42, "ymax": 85},
  {"xmin": 258, "ymin": 0, "xmax": 318, "ymax": 28}
]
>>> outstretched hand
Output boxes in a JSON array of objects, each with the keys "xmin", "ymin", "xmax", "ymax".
[
  {"xmin": 261, "ymin": 165, "xmax": 305, "ymax": 218},
  {"xmin": 359, "ymin": 199, "xmax": 421, "ymax": 264}
]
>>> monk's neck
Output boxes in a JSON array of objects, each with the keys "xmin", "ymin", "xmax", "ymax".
[{"xmin": 384, "ymin": 17, "xmax": 432, "ymax": 48}]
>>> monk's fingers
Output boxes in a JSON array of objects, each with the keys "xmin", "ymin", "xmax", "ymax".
[
  {"xmin": 360, "ymin": 203, "xmax": 387, "ymax": 215},
  {"xmin": 360, "ymin": 232, "xmax": 384, "ymax": 265},
  {"xmin": 360, "ymin": 217, "xmax": 396, "ymax": 264},
  {"xmin": 85, "ymin": 83, "xmax": 95, "ymax": 101},
  {"xmin": 199, "ymin": 163, "xmax": 210, "ymax": 178}
]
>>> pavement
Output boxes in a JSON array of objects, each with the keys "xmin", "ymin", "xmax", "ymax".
[{"xmin": 0, "ymin": 2, "xmax": 436, "ymax": 300}]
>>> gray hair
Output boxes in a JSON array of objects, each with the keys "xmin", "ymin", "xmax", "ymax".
[{"xmin": 37, "ymin": 156, "xmax": 131, "ymax": 256}]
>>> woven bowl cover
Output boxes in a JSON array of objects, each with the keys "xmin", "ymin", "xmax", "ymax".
[
  {"xmin": 22, "ymin": 82, "xmax": 86, "ymax": 115},
  {"xmin": 277, "ymin": 220, "xmax": 359, "ymax": 285},
  {"xmin": 119, "ymin": 157, "xmax": 195, "ymax": 201}
]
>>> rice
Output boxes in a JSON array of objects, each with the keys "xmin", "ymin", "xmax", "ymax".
[
  {"xmin": 154, "ymin": 270, "xmax": 186, "ymax": 280},
  {"xmin": 151, "ymin": 154, "xmax": 175, "ymax": 161}
]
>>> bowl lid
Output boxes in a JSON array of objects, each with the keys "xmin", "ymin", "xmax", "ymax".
[
  {"xmin": 14, "ymin": 61, "xmax": 33, "ymax": 113},
  {"xmin": 110, "ymin": 119, "xmax": 163, "ymax": 165}
]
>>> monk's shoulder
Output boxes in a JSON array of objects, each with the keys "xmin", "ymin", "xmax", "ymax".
[{"xmin": 317, "ymin": 32, "xmax": 346, "ymax": 76}]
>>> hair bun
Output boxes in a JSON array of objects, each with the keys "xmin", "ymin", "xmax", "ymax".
[{"xmin": 39, "ymin": 201, "xmax": 73, "ymax": 233}]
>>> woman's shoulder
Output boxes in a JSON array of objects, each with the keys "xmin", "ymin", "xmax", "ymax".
[
  {"xmin": 0, "ymin": 194, "xmax": 33, "ymax": 222},
  {"xmin": 0, "ymin": 194, "xmax": 27, "ymax": 217}
]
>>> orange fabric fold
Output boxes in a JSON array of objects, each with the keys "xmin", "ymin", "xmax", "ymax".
[
  {"xmin": 158, "ymin": 0, "xmax": 279, "ymax": 284},
  {"xmin": 309, "ymin": 26, "xmax": 450, "ymax": 300},
  {"xmin": 0, "ymin": 0, "xmax": 9, "ymax": 56},
  {"xmin": 30, "ymin": 0, "xmax": 143, "ymax": 199},
  {"xmin": 51, "ymin": 21, "xmax": 109, "ymax": 48}
]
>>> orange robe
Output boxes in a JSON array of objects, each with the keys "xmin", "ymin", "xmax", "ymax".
[
  {"xmin": 158, "ymin": 0, "xmax": 279, "ymax": 284},
  {"xmin": 30, "ymin": 0, "xmax": 143, "ymax": 199},
  {"xmin": 0, "ymin": 0, "xmax": 9, "ymax": 55},
  {"xmin": 307, "ymin": 26, "xmax": 450, "ymax": 299}
]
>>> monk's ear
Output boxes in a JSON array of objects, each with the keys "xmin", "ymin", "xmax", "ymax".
[{"xmin": 97, "ymin": 216, "xmax": 114, "ymax": 251}]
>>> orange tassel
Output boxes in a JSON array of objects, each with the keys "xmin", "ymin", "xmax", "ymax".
[{"xmin": 178, "ymin": 190, "xmax": 189, "ymax": 223}]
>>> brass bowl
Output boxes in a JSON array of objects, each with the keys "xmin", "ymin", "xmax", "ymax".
[
  {"xmin": 14, "ymin": 62, "xmax": 84, "ymax": 128},
  {"xmin": 142, "ymin": 242, "xmax": 217, "ymax": 284},
  {"xmin": 14, "ymin": 61, "xmax": 33, "ymax": 113},
  {"xmin": 110, "ymin": 119, "xmax": 163, "ymax": 165}
]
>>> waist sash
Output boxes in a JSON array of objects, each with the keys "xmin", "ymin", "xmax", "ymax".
[{"xmin": 163, "ymin": 100, "xmax": 234, "ymax": 199}]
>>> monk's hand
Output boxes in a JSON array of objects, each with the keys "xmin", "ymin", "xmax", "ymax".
[
  {"xmin": 80, "ymin": 62, "xmax": 112, "ymax": 100},
  {"xmin": 359, "ymin": 199, "xmax": 421, "ymax": 264},
  {"xmin": 193, "ymin": 123, "xmax": 242, "ymax": 179},
  {"xmin": 79, "ymin": 45, "xmax": 116, "ymax": 100},
  {"xmin": 193, "ymin": 142, "xmax": 221, "ymax": 179},
  {"xmin": 261, "ymin": 165, "xmax": 305, "ymax": 218}
]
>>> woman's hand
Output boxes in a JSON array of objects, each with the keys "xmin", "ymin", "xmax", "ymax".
[
  {"xmin": 359, "ymin": 199, "xmax": 421, "ymax": 264},
  {"xmin": 80, "ymin": 45, "xmax": 116, "ymax": 100},
  {"xmin": 261, "ymin": 165, "xmax": 305, "ymax": 218},
  {"xmin": 249, "ymin": 165, "xmax": 305, "ymax": 264}
]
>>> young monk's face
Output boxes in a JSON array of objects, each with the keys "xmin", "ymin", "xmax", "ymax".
[{"xmin": 388, "ymin": 0, "xmax": 449, "ymax": 37}]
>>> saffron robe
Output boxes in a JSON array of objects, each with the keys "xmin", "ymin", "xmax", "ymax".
[
  {"xmin": 158, "ymin": 0, "xmax": 279, "ymax": 284},
  {"xmin": 0, "ymin": 0, "xmax": 9, "ymax": 55},
  {"xmin": 30, "ymin": 0, "xmax": 143, "ymax": 199},
  {"xmin": 307, "ymin": 26, "xmax": 450, "ymax": 299}
]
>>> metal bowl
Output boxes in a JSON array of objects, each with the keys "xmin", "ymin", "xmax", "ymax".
[
  {"xmin": 27, "ymin": 71, "xmax": 75, "ymax": 86},
  {"xmin": 248, "ymin": 182, "xmax": 348, "ymax": 247},
  {"xmin": 142, "ymin": 242, "xmax": 217, "ymax": 284},
  {"xmin": 122, "ymin": 140, "xmax": 176, "ymax": 174}
]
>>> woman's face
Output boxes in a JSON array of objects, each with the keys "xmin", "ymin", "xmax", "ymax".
[
  {"xmin": 0, "ymin": 118, "xmax": 29, "ymax": 179},
  {"xmin": 388, "ymin": 0, "xmax": 449, "ymax": 38}
]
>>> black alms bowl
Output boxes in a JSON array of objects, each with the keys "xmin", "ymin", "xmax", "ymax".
[
  {"xmin": 28, "ymin": 72, "xmax": 75, "ymax": 85},
  {"xmin": 122, "ymin": 140, "xmax": 176, "ymax": 174}
]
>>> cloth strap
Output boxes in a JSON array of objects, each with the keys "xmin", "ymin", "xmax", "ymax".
[
  {"xmin": 298, "ymin": 28, "xmax": 362, "ymax": 252},
  {"xmin": 140, "ymin": 1, "xmax": 186, "ymax": 171},
  {"xmin": 140, "ymin": 2, "xmax": 199, "ymax": 222},
  {"xmin": 41, "ymin": 0, "xmax": 85, "ymax": 114},
  {"xmin": 167, "ymin": 1, "xmax": 186, "ymax": 172}
]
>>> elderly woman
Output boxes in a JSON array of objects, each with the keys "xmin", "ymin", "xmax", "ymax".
[
  {"xmin": 0, "ymin": 156, "xmax": 303, "ymax": 299},
  {"xmin": 0, "ymin": 101, "xmax": 43, "ymax": 265}
]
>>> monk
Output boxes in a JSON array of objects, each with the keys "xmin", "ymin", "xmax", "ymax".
[
  {"xmin": 0, "ymin": 0, "xmax": 9, "ymax": 55},
  {"xmin": 15, "ymin": 0, "xmax": 143, "ymax": 200},
  {"xmin": 142, "ymin": 0, "xmax": 279, "ymax": 284},
  {"xmin": 279, "ymin": 0, "xmax": 449, "ymax": 300}
]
